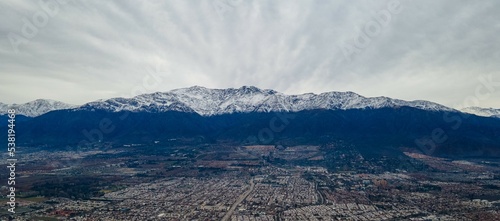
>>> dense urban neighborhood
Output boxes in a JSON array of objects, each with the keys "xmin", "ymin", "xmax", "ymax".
[{"xmin": 2, "ymin": 143, "xmax": 499, "ymax": 220}]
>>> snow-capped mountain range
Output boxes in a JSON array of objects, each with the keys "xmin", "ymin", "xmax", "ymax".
[
  {"xmin": 3, "ymin": 86, "xmax": 498, "ymax": 117},
  {"xmin": 0, "ymin": 99, "xmax": 76, "ymax": 117},
  {"xmin": 78, "ymin": 86, "xmax": 455, "ymax": 116},
  {"xmin": 460, "ymin": 107, "xmax": 500, "ymax": 118}
]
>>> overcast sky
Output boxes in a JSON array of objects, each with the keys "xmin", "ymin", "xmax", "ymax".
[{"xmin": 1, "ymin": 0, "xmax": 499, "ymax": 109}]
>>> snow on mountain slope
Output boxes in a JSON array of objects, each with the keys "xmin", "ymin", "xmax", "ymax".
[
  {"xmin": 0, "ymin": 103, "xmax": 9, "ymax": 116},
  {"xmin": 80, "ymin": 93, "xmax": 197, "ymax": 113},
  {"xmin": 461, "ymin": 107, "xmax": 500, "ymax": 118},
  {"xmin": 0, "ymin": 99, "xmax": 76, "ymax": 117},
  {"xmin": 79, "ymin": 86, "xmax": 455, "ymax": 116}
]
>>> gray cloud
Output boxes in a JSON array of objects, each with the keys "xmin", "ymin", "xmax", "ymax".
[{"xmin": 0, "ymin": 0, "xmax": 499, "ymax": 108}]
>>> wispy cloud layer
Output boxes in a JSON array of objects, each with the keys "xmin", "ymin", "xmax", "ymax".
[{"xmin": 1, "ymin": 0, "xmax": 499, "ymax": 108}]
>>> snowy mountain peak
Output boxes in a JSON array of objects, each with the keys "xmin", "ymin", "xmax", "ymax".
[
  {"xmin": 0, "ymin": 99, "xmax": 76, "ymax": 117},
  {"xmin": 79, "ymin": 86, "xmax": 455, "ymax": 116},
  {"xmin": 461, "ymin": 107, "xmax": 500, "ymax": 118},
  {"xmin": 3, "ymin": 87, "xmax": 460, "ymax": 117},
  {"xmin": 238, "ymin": 85, "xmax": 267, "ymax": 93}
]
